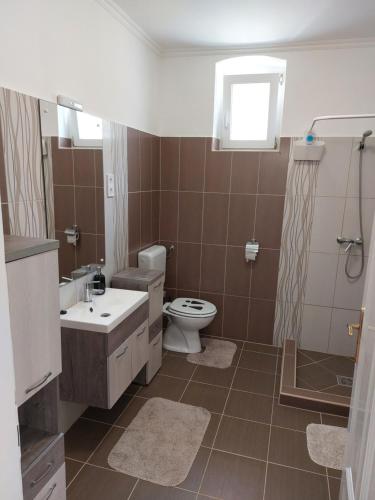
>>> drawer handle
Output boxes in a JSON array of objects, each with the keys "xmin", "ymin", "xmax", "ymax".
[
  {"xmin": 153, "ymin": 338, "xmax": 161, "ymax": 347},
  {"xmin": 30, "ymin": 462, "xmax": 54, "ymax": 487},
  {"xmin": 152, "ymin": 281, "xmax": 162, "ymax": 289},
  {"xmin": 137, "ymin": 327, "xmax": 146, "ymax": 337},
  {"xmin": 116, "ymin": 346, "xmax": 128, "ymax": 359},
  {"xmin": 44, "ymin": 483, "xmax": 57, "ymax": 500},
  {"xmin": 25, "ymin": 372, "xmax": 52, "ymax": 394}
]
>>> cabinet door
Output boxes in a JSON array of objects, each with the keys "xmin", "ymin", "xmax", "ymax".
[
  {"xmin": 131, "ymin": 321, "xmax": 148, "ymax": 379},
  {"xmin": 148, "ymin": 277, "xmax": 164, "ymax": 325},
  {"xmin": 6, "ymin": 250, "xmax": 61, "ymax": 407},
  {"xmin": 147, "ymin": 331, "xmax": 162, "ymax": 383},
  {"xmin": 108, "ymin": 335, "xmax": 133, "ymax": 408},
  {"xmin": 33, "ymin": 464, "xmax": 66, "ymax": 500}
]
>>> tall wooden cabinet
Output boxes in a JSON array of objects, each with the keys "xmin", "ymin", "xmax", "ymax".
[{"xmin": 5, "ymin": 235, "xmax": 65, "ymax": 500}]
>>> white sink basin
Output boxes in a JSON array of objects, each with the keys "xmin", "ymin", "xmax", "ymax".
[{"xmin": 60, "ymin": 288, "xmax": 148, "ymax": 333}]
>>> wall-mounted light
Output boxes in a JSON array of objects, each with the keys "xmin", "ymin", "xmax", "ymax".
[{"xmin": 57, "ymin": 95, "xmax": 83, "ymax": 112}]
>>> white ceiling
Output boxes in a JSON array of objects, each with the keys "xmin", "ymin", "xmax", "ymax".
[{"xmin": 114, "ymin": 0, "xmax": 375, "ymax": 52}]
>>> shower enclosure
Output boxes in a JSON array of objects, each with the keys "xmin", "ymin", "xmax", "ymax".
[{"xmin": 276, "ymin": 118, "xmax": 375, "ymax": 414}]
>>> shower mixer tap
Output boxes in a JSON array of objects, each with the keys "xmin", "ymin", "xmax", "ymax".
[{"xmin": 337, "ymin": 236, "xmax": 363, "ymax": 253}]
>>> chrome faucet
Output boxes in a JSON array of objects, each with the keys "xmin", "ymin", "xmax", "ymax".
[
  {"xmin": 337, "ymin": 236, "xmax": 363, "ymax": 253},
  {"xmin": 84, "ymin": 281, "xmax": 100, "ymax": 302}
]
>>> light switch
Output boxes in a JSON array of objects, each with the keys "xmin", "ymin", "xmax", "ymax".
[{"xmin": 106, "ymin": 173, "xmax": 115, "ymax": 198}]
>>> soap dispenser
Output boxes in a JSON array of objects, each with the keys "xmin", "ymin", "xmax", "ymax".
[{"xmin": 93, "ymin": 266, "xmax": 106, "ymax": 294}]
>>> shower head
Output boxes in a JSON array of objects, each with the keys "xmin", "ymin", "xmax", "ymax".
[{"xmin": 359, "ymin": 130, "xmax": 373, "ymax": 150}]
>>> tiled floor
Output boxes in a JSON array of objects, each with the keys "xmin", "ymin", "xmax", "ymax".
[
  {"xmin": 64, "ymin": 338, "xmax": 347, "ymax": 500},
  {"xmin": 297, "ymin": 349, "xmax": 355, "ymax": 397}
]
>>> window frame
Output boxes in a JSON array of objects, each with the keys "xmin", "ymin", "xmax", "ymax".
[{"xmin": 221, "ymin": 72, "xmax": 281, "ymax": 150}]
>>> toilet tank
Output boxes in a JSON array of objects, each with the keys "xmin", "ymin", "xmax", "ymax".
[{"xmin": 138, "ymin": 245, "xmax": 166, "ymax": 272}]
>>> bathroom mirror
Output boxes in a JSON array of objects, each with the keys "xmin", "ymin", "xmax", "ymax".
[{"xmin": 39, "ymin": 100, "xmax": 106, "ymax": 282}]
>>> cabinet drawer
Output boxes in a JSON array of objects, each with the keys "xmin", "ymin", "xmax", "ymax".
[
  {"xmin": 131, "ymin": 321, "xmax": 148, "ymax": 379},
  {"xmin": 147, "ymin": 331, "xmax": 162, "ymax": 383},
  {"xmin": 22, "ymin": 434, "xmax": 64, "ymax": 500},
  {"xmin": 148, "ymin": 277, "xmax": 164, "ymax": 325},
  {"xmin": 6, "ymin": 250, "xmax": 61, "ymax": 406},
  {"xmin": 108, "ymin": 335, "xmax": 133, "ymax": 408},
  {"xmin": 34, "ymin": 464, "xmax": 66, "ymax": 500}
]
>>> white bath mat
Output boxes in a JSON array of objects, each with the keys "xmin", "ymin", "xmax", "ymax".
[
  {"xmin": 108, "ymin": 397, "xmax": 210, "ymax": 487},
  {"xmin": 306, "ymin": 423, "xmax": 348, "ymax": 470},
  {"xmin": 187, "ymin": 337, "xmax": 237, "ymax": 369}
]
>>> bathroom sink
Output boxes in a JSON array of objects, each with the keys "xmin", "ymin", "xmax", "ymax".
[{"xmin": 60, "ymin": 288, "xmax": 148, "ymax": 333}]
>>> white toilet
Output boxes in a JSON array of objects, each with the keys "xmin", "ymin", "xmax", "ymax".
[
  {"xmin": 163, "ymin": 298, "xmax": 217, "ymax": 353},
  {"xmin": 138, "ymin": 245, "xmax": 217, "ymax": 354}
]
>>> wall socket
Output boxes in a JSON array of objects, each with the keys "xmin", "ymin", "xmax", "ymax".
[{"xmin": 106, "ymin": 173, "xmax": 115, "ymax": 197}]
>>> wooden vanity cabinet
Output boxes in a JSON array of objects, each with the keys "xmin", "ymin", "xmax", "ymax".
[
  {"xmin": 111, "ymin": 268, "xmax": 164, "ymax": 384},
  {"xmin": 60, "ymin": 301, "xmax": 148, "ymax": 409}
]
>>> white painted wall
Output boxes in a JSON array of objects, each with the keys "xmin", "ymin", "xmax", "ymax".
[
  {"xmin": 0, "ymin": 0, "xmax": 161, "ymax": 135},
  {"xmin": 159, "ymin": 45, "xmax": 375, "ymax": 137},
  {"xmin": 0, "ymin": 209, "xmax": 23, "ymax": 498}
]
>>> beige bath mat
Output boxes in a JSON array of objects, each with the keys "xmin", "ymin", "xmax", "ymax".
[
  {"xmin": 187, "ymin": 337, "xmax": 237, "ymax": 369},
  {"xmin": 306, "ymin": 423, "xmax": 348, "ymax": 470},
  {"xmin": 108, "ymin": 397, "xmax": 210, "ymax": 486}
]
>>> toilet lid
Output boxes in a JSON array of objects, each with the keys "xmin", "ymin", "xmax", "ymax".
[{"xmin": 168, "ymin": 298, "xmax": 217, "ymax": 317}]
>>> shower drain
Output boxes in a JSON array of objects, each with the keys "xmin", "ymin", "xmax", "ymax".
[{"xmin": 337, "ymin": 375, "xmax": 353, "ymax": 387}]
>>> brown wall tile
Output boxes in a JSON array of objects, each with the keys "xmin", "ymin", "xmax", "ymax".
[
  {"xmin": 128, "ymin": 192, "xmax": 140, "ymax": 252},
  {"xmin": 140, "ymin": 132, "xmax": 152, "ymax": 191},
  {"xmin": 205, "ymin": 145, "xmax": 231, "ymax": 193},
  {"xmin": 94, "ymin": 150, "xmax": 104, "ymax": 187},
  {"xmin": 55, "ymin": 230, "xmax": 76, "ymax": 277},
  {"xmin": 179, "ymin": 137, "xmax": 206, "ymax": 192},
  {"xmin": 248, "ymin": 299, "xmax": 276, "ymax": 344},
  {"xmin": 140, "ymin": 191, "xmax": 152, "ymax": 247},
  {"xmin": 200, "ymin": 244, "xmax": 226, "ymax": 293},
  {"xmin": 73, "ymin": 149, "xmax": 95, "ymax": 187},
  {"xmin": 227, "ymin": 195, "xmax": 256, "ymax": 246},
  {"xmin": 161, "ymin": 138, "xmax": 180, "ymax": 190},
  {"xmin": 53, "ymin": 185, "xmax": 75, "ymax": 231},
  {"xmin": 127, "ymin": 127, "xmax": 140, "ymax": 192},
  {"xmin": 223, "ymin": 295, "xmax": 249, "ymax": 340},
  {"xmin": 77, "ymin": 233, "xmax": 97, "ymax": 267},
  {"xmin": 177, "ymin": 242, "xmax": 201, "ymax": 291},
  {"xmin": 225, "ymin": 246, "xmax": 251, "ymax": 297},
  {"xmin": 136, "ymin": 133, "xmax": 289, "ymax": 346},
  {"xmin": 160, "ymin": 190, "xmax": 178, "ymax": 241},
  {"xmin": 202, "ymin": 193, "xmax": 229, "ymax": 245},
  {"xmin": 161, "ymin": 240, "xmax": 177, "ymax": 288},
  {"xmin": 151, "ymin": 136, "xmax": 160, "ymax": 190},
  {"xmin": 231, "ymin": 152, "xmax": 259, "ymax": 194},
  {"xmin": 178, "ymin": 191, "xmax": 203, "ymax": 243},
  {"xmin": 151, "ymin": 191, "xmax": 160, "ymax": 242},
  {"xmin": 258, "ymin": 138, "xmax": 290, "ymax": 194},
  {"xmin": 75, "ymin": 187, "xmax": 96, "ymax": 233},
  {"xmin": 255, "ymin": 195, "xmax": 285, "ymax": 249}
]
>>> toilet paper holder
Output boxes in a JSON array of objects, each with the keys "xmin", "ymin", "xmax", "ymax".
[
  {"xmin": 245, "ymin": 239, "xmax": 259, "ymax": 262},
  {"xmin": 64, "ymin": 225, "xmax": 80, "ymax": 246}
]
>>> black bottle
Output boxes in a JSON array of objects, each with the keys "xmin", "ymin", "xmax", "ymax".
[{"xmin": 93, "ymin": 266, "xmax": 106, "ymax": 294}]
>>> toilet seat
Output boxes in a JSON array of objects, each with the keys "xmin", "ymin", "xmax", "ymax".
[{"xmin": 166, "ymin": 298, "xmax": 217, "ymax": 318}]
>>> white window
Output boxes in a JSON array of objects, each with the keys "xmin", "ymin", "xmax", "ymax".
[
  {"xmin": 221, "ymin": 73, "xmax": 282, "ymax": 150},
  {"xmin": 72, "ymin": 112, "xmax": 103, "ymax": 148}
]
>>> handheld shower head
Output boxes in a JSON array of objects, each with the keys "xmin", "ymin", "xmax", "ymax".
[{"xmin": 359, "ymin": 130, "xmax": 373, "ymax": 149}]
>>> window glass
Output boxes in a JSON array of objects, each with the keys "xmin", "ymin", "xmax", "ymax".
[{"xmin": 230, "ymin": 82, "xmax": 270, "ymax": 141}]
